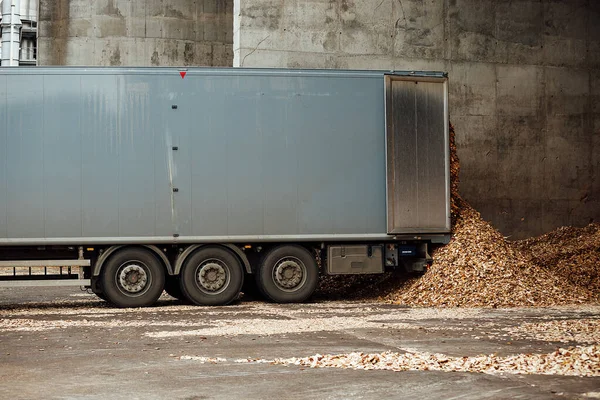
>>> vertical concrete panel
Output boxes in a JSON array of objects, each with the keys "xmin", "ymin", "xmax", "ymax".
[
  {"xmin": 496, "ymin": 144, "xmax": 545, "ymax": 202},
  {"xmin": 43, "ymin": 0, "xmax": 71, "ymax": 65},
  {"xmin": 495, "ymin": 1, "xmax": 543, "ymax": 65},
  {"xmin": 488, "ymin": 199, "xmax": 544, "ymax": 240},
  {"xmin": 545, "ymin": 67, "xmax": 590, "ymax": 121},
  {"xmin": 544, "ymin": 139, "xmax": 590, "ymax": 200},
  {"xmin": 448, "ymin": 62, "xmax": 496, "ymax": 117},
  {"xmin": 496, "ymin": 65, "xmax": 543, "ymax": 117},
  {"xmin": 589, "ymin": 6, "xmax": 600, "ymax": 69},
  {"xmin": 117, "ymin": 38, "xmax": 148, "ymax": 66},
  {"xmin": 212, "ymin": 43, "xmax": 234, "ymax": 66},
  {"xmin": 38, "ymin": 0, "xmax": 233, "ymax": 66},
  {"xmin": 448, "ymin": 0, "xmax": 501, "ymax": 63},
  {"xmin": 591, "ymin": 71, "xmax": 600, "ymax": 204},
  {"xmin": 64, "ymin": 37, "xmax": 97, "ymax": 65},
  {"xmin": 543, "ymin": 0, "xmax": 588, "ymax": 67},
  {"xmin": 392, "ymin": 0, "xmax": 445, "ymax": 60}
]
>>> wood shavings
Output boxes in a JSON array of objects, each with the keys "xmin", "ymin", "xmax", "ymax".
[
  {"xmin": 516, "ymin": 224, "xmax": 600, "ymax": 293},
  {"xmin": 504, "ymin": 319, "xmax": 600, "ymax": 344},
  {"xmin": 179, "ymin": 356, "xmax": 227, "ymax": 363},
  {"xmin": 272, "ymin": 346, "xmax": 600, "ymax": 377},
  {"xmin": 385, "ymin": 197, "xmax": 596, "ymax": 307}
]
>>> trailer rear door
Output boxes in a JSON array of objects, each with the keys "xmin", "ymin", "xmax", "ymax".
[{"xmin": 385, "ymin": 75, "xmax": 451, "ymax": 234}]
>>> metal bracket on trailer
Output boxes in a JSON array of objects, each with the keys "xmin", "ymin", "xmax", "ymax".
[
  {"xmin": 0, "ymin": 259, "xmax": 92, "ymax": 288},
  {"xmin": 0, "ymin": 279, "xmax": 92, "ymax": 287},
  {"xmin": 0, "ymin": 260, "xmax": 90, "ymax": 267}
]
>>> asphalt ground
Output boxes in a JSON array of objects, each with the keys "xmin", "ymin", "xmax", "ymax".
[{"xmin": 0, "ymin": 287, "xmax": 599, "ymax": 400}]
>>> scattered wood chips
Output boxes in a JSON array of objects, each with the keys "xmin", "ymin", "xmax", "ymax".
[
  {"xmin": 317, "ymin": 124, "xmax": 600, "ymax": 307},
  {"xmin": 181, "ymin": 343, "xmax": 600, "ymax": 377},
  {"xmin": 504, "ymin": 319, "xmax": 600, "ymax": 344},
  {"xmin": 271, "ymin": 346, "xmax": 600, "ymax": 377}
]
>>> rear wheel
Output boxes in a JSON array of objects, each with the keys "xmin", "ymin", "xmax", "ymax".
[
  {"xmin": 90, "ymin": 277, "xmax": 107, "ymax": 301},
  {"xmin": 100, "ymin": 248, "xmax": 165, "ymax": 308},
  {"xmin": 179, "ymin": 246, "xmax": 244, "ymax": 306},
  {"xmin": 256, "ymin": 245, "xmax": 319, "ymax": 303}
]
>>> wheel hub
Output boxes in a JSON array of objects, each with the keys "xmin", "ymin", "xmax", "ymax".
[
  {"xmin": 197, "ymin": 262, "xmax": 227, "ymax": 292},
  {"xmin": 274, "ymin": 260, "xmax": 303, "ymax": 289},
  {"xmin": 118, "ymin": 264, "xmax": 148, "ymax": 294}
]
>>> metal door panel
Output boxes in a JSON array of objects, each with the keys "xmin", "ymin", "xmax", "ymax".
[{"xmin": 385, "ymin": 76, "xmax": 450, "ymax": 234}]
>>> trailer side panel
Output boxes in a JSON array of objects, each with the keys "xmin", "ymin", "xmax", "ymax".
[{"xmin": 0, "ymin": 68, "xmax": 449, "ymax": 245}]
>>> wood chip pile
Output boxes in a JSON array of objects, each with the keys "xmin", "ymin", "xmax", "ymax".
[
  {"xmin": 317, "ymin": 124, "xmax": 600, "ymax": 307},
  {"xmin": 515, "ymin": 224, "xmax": 600, "ymax": 294},
  {"xmin": 385, "ymin": 198, "xmax": 597, "ymax": 307}
]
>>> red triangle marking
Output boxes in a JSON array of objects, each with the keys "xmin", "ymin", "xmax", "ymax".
[{"xmin": 179, "ymin": 71, "xmax": 187, "ymax": 79}]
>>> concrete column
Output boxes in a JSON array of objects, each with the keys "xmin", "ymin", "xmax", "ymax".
[
  {"xmin": 233, "ymin": 0, "xmax": 241, "ymax": 66},
  {"xmin": 1, "ymin": 0, "xmax": 22, "ymax": 66}
]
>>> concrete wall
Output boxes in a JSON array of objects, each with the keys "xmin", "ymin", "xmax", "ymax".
[
  {"xmin": 234, "ymin": 0, "xmax": 600, "ymax": 239},
  {"xmin": 38, "ymin": 0, "xmax": 233, "ymax": 66}
]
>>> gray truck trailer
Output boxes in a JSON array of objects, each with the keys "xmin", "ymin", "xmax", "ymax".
[{"xmin": 0, "ymin": 67, "xmax": 450, "ymax": 307}]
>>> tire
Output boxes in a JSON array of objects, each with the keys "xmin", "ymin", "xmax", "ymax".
[
  {"xmin": 179, "ymin": 246, "xmax": 244, "ymax": 306},
  {"xmin": 100, "ymin": 248, "xmax": 165, "ymax": 308},
  {"xmin": 255, "ymin": 245, "xmax": 319, "ymax": 303},
  {"xmin": 164, "ymin": 276, "xmax": 186, "ymax": 301},
  {"xmin": 90, "ymin": 277, "xmax": 107, "ymax": 301}
]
